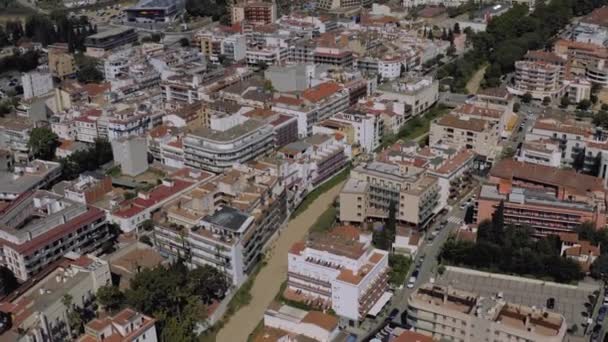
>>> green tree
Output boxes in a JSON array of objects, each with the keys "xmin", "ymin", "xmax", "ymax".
[
  {"xmin": 96, "ymin": 285, "xmax": 125, "ymax": 313},
  {"xmin": 591, "ymin": 254, "xmax": 608, "ymax": 279},
  {"xmin": 521, "ymin": 92, "xmax": 533, "ymax": 103},
  {"xmin": 542, "ymin": 96, "xmax": 551, "ymax": 106},
  {"xmin": 388, "ymin": 254, "xmax": 411, "ymax": 285},
  {"xmin": 28, "ymin": 127, "xmax": 59, "ymax": 160},
  {"xmin": 560, "ymin": 95, "xmax": 571, "ymax": 108},
  {"xmin": 577, "ymin": 99, "xmax": 592, "ymax": 111},
  {"xmin": 491, "ymin": 200, "xmax": 505, "ymax": 244},
  {"xmin": 179, "ymin": 37, "xmax": 190, "ymax": 47},
  {"xmin": 77, "ymin": 62, "xmax": 103, "ymax": 83},
  {"xmin": 593, "ymin": 110, "xmax": 608, "ymax": 129},
  {"xmin": 572, "ymin": 147, "xmax": 586, "ymax": 172},
  {"xmin": 513, "ymin": 102, "xmax": 521, "ymax": 113}
]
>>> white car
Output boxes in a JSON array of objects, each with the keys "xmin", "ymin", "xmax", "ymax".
[{"xmin": 407, "ymin": 276, "xmax": 416, "ymax": 289}]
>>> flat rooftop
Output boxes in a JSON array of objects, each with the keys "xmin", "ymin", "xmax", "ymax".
[
  {"xmin": 188, "ymin": 119, "xmax": 267, "ymax": 143},
  {"xmin": 87, "ymin": 27, "xmax": 135, "ymax": 40},
  {"xmin": 203, "ymin": 206, "xmax": 251, "ymax": 232}
]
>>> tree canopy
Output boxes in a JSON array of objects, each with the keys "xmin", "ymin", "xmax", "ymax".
[
  {"xmin": 440, "ymin": 217, "xmax": 584, "ymax": 283},
  {"xmin": 28, "ymin": 127, "xmax": 59, "ymax": 160},
  {"xmin": 102, "ymin": 261, "xmax": 230, "ymax": 340}
]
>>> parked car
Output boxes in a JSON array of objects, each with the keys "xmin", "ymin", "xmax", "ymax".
[
  {"xmin": 388, "ymin": 309, "xmax": 399, "ymax": 321},
  {"xmin": 546, "ymin": 297, "xmax": 555, "ymax": 310},
  {"xmin": 407, "ymin": 277, "xmax": 416, "ymax": 289}
]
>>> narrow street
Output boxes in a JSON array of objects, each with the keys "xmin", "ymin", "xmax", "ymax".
[{"xmin": 216, "ymin": 181, "xmax": 345, "ymax": 342}]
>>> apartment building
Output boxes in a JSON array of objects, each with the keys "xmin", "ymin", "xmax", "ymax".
[
  {"xmin": 340, "ymin": 162, "xmax": 440, "ymax": 229},
  {"xmin": 323, "ymin": 110, "xmax": 383, "ymax": 152},
  {"xmin": 79, "ymin": 308, "xmax": 158, "ymax": 342},
  {"xmin": 476, "ymin": 159, "xmax": 607, "ymax": 236},
  {"xmin": 244, "ymin": 108, "xmax": 298, "ymax": 148},
  {"xmin": 287, "ymin": 226, "xmax": 390, "ymax": 325},
  {"xmin": 273, "ymin": 81, "xmax": 350, "ymax": 137},
  {"xmin": 525, "ymin": 118, "xmax": 594, "ymax": 167},
  {"xmin": 517, "ymin": 140, "xmax": 562, "ymax": 167},
  {"xmin": 376, "ymin": 76, "xmax": 438, "ymax": 116},
  {"xmin": 559, "ymin": 232, "xmax": 600, "ymax": 273},
  {"xmin": 451, "ymin": 103, "xmax": 509, "ymax": 139},
  {"xmin": 84, "ymin": 27, "xmax": 138, "ymax": 58},
  {"xmin": 407, "ymin": 284, "xmax": 567, "ymax": 342},
  {"xmin": 231, "ymin": 0, "xmax": 277, "ymax": 26},
  {"xmin": 153, "ymin": 163, "xmax": 287, "ymax": 286},
  {"xmin": 509, "ymin": 50, "xmax": 567, "ymax": 100},
  {"xmin": 554, "ymin": 38, "xmax": 608, "ymax": 86},
  {"xmin": 0, "ymin": 254, "xmax": 111, "ymax": 342},
  {"xmin": 184, "ymin": 114, "xmax": 274, "ymax": 173},
  {"xmin": 47, "ymin": 43, "xmax": 76, "ymax": 79},
  {"xmin": 278, "ymin": 134, "xmax": 349, "ymax": 206},
  {"xmin": 22, "ymin": 70, "xmax": 53, "ymax": 100},
  {"xmin": 0, "ymin": 191, "xmax": 110, "ymax": 281},
  {"xmin": 0, "ymin": 159, "xmax": 62, "ymax": 201},
  {"xmin": 0, "ymin": 116, "xmax": 34, "ymax": 164},
  {"xmin": 429, "ymin": 113, "xmax": 500, "ymax": 162}
]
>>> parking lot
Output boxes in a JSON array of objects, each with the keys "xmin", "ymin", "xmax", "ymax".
[{"xmin": 438, "ymin": 267, "xmax": 600, "ymax": 332}]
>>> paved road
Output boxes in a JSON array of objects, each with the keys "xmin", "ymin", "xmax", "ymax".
[{"xmin": 216, "ymin": 181, "xmax": 345, "ymax": 342}]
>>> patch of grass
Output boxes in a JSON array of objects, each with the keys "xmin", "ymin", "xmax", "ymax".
[
  {"xmin": 388, "ymin": 254, "xmax": 412, "ymax": 286},
  {"xmin": 246, "ymin": 320, "xmax": 265, "ymax": 342},
  {"xmin": 310, "ymin": 205, "xmax": 337, "ymax": 234},
  {"xmin": 105, "ymin": 165, "xmax": 121, "ymax": 177},
  {"xmin": 292, "ymin": 164, "xmax": 351, "ymax": 218},
  {"xmin": 224, "ymin": 259, "xmax": 267, "ymax": 320}
]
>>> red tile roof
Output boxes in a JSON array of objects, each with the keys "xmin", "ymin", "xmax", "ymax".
[
  {"xmin": 112, "ymin": 179, "xmax": 194, "ymax": 218},
  {"xmin": 302, "ymin": 82, "xmax": 342, "ymax": 102}
]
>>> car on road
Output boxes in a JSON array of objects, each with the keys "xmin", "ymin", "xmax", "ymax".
[
  {"xmin": 599, "ymin": 307, "xmax": 608, "ymax": 322},
  {"xmin": 406, "ymin": 278, "xmax": 415, "ymax": 288},
  {"xmin": 387, "ymin": 309, "xmax": 399, "ymax": 321}
]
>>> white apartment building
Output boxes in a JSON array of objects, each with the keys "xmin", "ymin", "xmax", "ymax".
[
  {"xmin": 273, "ymin": 81, "xmax": 350, "ymax": 137},
  {"xmin": 22, "ymin": 70, "xmax": 53, "ymax": 100},
  {"xmin": 517, "ymin": 140, "xmax": 562, "ymax": 167},
  {"xmin": 429, "ymin": 113, "xmax": 500, "ymax": 162},
  {"xmin": 377, "ymin": 76, "xmax": 439, "ymax": 116},
  {"xmin": 407, "ymin": 284, "xmax": 567, "ymax": 342},
  {"xmin": 0, "ymin": 116, "xmax": 34, "ymax": 163},
  {"xmin": 184, "ymin": 114, "xmax": 274, "ymax": 173},
  {"xmin": 378, "ymin": 55, "xmax": 405, "ymax": 80},
  {"xmin": 246, "ymin": 45, "xmax": 290, "ymax": 67},
  {"xmin": 508, "ymin": 51, "xmax": 567, "ymax": 100},
  {"xmin": 324, "ymin": 111, "xmax": 382, "ymax": 152},
  {"xmin": 287, "ymin": 226, "xmax": 391, "ymax": 325},
  {"xmin": 153, "ymin": 164, "xmax": 287, "ymax": 286},
  {"xmin": 524, "ymin": 118, "xmax": 594, "ymax": 166}
]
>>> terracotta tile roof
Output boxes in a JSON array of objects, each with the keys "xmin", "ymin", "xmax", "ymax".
[
  {"xmin": 393, "ymin": 331, "xmax": 434, "ymax": 342},
  {"xmin": 435, "ymin": 114, "xmax": 488, "ymax": 132},
  {"xmin": 273, "ymin": 96, "xmax": 304, "ymax": 106},
  {"xmin": 369, "ymin": 252, "xmax": 384, "ymax": 264},
  {"xmin": 582, "ymin": 6, "xmax": 608, "ymax": 27},
  {"xmin": 453, "ymin": 104, "xmax": 504, "ymax": 119},
  {"xmin": 289, "ymin": 241, "xmax": 306, "ymax": 255},
  {"xmin": 301, "ymin": 311, "xmax": 338, "ymax": 331},
  {"xmin": 533, "ymin": 120, "xmax": 592, "ymax": 137},
  {"xmin": 112, "ymin": 179, "xmax": 193, "ymax": 219},
  {"xmin": 302, "ymin": 82, "xmax": 342, "ymax": 102},
  {"xmin": 477, "ymin": 87, "xmax": 509, "ymax": 99},
  {"xmin": 490, "ymin": 159, "xmax": 605, "ymax": 195},
  {"xmin": 113, "ymin": 308, "xmax": 137, "ymax": 325},
  {"xmin": 433, "ymin": 150, "xmax": 475, "ymax": 175}
]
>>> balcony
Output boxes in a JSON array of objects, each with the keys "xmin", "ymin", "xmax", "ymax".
[{"xmin": 288, "ymin": 271, "xmax": 332, "ymax": 288}]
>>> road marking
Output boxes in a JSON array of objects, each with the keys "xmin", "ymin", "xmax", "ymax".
[{"xmin": 447, "ymin": 216, "xmax": 463, "ymax": 224}]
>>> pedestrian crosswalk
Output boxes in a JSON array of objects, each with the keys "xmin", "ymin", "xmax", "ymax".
[{"xmin": 447, "ymin": 216, "xmax": 463, "ymax": 225}]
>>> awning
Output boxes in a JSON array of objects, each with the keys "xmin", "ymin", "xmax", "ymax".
[{"xmin": 367, "ymin": 291, "xmax": 393, "ymax": 317}]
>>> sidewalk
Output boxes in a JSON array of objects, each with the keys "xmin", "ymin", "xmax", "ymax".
[{"xmin": 216, "ymin": 181, "xmax": 345, "ymax": 342}]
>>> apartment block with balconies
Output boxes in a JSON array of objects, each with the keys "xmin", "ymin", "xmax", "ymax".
[
  {"xmin": 153, "ymin": 163, "xmax": 287, "ymax": 286},
  {"xmin": 287, "ymin": 226, "xmax": 390, "ymax": 326},
  {"xmin": 476, "ymin": 159, "xmax": 607, "ymax": 236},
  {"xmin": 407, "ymin": 284, "xmax": 567, "ymax": 342},
  {"xmin": 340, "ymin": 162, "xmax": 440, "ymax": 229}
]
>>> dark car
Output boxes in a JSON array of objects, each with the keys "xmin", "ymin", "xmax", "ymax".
[
  {"xmin": 0, "ymin": 311, "xmax": 11, "ymax": 334},
  {"xmin": 388, "ymin": 309, "xmax": 399, "ymax": 321},
  {"xmin": 412, "ymin": 270, "xmax": 420, "ymax": 278},
  {"xmin": 546, "ymin": 297, "xmax": 555, "ymax": 310}
]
